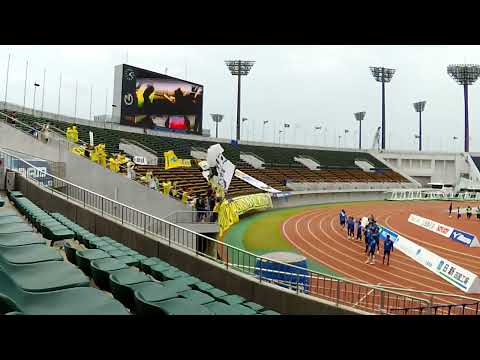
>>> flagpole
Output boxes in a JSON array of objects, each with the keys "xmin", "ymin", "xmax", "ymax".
[
  {"xmin": 74, "ymin": 80, "xmax": 78, "ymax": 120},
  {"xmin": 4, "ymin": 54, "xmax": 11, "ymax": 110},
  {"xmin": 23, "ymin": 59, "xmax": 29, "ymax": 112},
  {"xmin": 41, "ymin": 68, "xmax": 46, "ymax": 118},
  {"xmin": 104, "ymin": 88, "xmax": 108, "ymax": 123},
  {"xmin": 57, "ymin": 73, "xmax": 62, "ymax": 119},
  {"xmin": 89, "ymin": 84, "xmax": 93, "ymax": 120}
]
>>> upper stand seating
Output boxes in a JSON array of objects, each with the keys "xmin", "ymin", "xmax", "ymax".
[{"xmin": 7, "ymin": 111, "xmax": 409, "ymax": 194}]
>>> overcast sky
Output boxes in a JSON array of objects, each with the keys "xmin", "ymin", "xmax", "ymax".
[{"xmin": 1, "ymin": 45, "xmax": 480, "ymax": 152}]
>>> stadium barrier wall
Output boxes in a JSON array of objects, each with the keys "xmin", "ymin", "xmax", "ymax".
[
  {"xmin": 271, "ymin": 189, "xmax": 388, "ymax": 208},
  {"xmin": 14, "ymin": 174, "xmax": 365, "ymax": 315}
]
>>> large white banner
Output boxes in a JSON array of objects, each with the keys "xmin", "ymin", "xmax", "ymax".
[
  {"xmin": 408, "ymin": 214, "xmax": 479, "ymax": 247},
  {"xmin": 234, "ymin": 169, "xmax": 280, "ymax": 193},
  {"xmin": 379, "ymin": 225, "xmax": 480, "ymax": 293},
  {"xmin": 205, "ymin": 145, "xmax": 235, "ymax": 192}
]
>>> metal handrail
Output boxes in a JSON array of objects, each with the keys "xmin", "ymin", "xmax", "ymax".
[
  {"xmin": 163, "ymin": 210, "xmax": 216, "ymax": 224},
  {"xmin": 0, "ymin": 147, "xmax": 437, "ymax": 314}
]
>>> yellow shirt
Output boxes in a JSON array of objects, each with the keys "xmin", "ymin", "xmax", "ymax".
[{"xmin": 182, "ymin": 191, "xmax": 189, "ymax": 204}]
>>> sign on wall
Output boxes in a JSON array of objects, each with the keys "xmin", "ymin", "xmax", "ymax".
[{"xmin": 408, "ymin": 214, "xmax": 479, "ymax": 247}]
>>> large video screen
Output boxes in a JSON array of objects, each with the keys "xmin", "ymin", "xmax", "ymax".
[{"xmin": 120, "ymin": 65, "xmax": 203, "ymax": 134}]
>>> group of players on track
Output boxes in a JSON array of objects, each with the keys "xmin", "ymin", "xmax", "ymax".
[
  {"xmin": 448, "ymin": 203, "xmax": 480, "ymax": 220},
  {"xmin": 339, "ymin": 209, "xmax": 394, "ymax": 266}
]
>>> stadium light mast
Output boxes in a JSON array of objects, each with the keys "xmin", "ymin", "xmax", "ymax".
[
  {"xmin": 447, "ymin": 64, "xmax": 480, "ymax": 152},
  {"xmin": 369, "ymin": 66, "xmax": 396, "ymax": 150},
  {"xmin": 32, "ymin": 83, "xmax": 40, "ymax": 116},
  {"xmin": 262, "ymin": 120, "xmax": 269, "ymax": 141},
  {"xmin": 225, "ymin": 60, "xmax": 255, "ymax": 142},
  {"xmin": 211, "ymin": 113, "xmax": 224, "ymax": 138},
  {"xmin": 413, "ymin": 101, "xmax": 426, "ymax": 151},
  {"xmin": 354, "ymin": 111, "xmax": 366, "ymax": 150}
]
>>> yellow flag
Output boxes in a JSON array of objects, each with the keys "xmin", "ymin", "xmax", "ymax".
[{"xmin": 164, "ymin": 150, "xmax": 192, "ymax": 170}]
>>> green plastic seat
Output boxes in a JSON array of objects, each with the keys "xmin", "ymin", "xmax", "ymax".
[
  {"xmin": 91, "ymin": 258, "xmax": 128, "ymax": 291},
  {"xmin": 191, "ymin": 282, "xmax": 214, "ymax": 292},
  {"xmin": 152, "ymin": 298, "xmax": 213, "ymax": 315},
  {"xmin": 0, "ymin": 216, "xmax": 25, "ymax": 225},
  {"xmin": 89, "ymin": 240, "xmax": 109, "ymax": 249},
  {"xmin": 201, "ymin": 287, "xmax": 228, "ymax": 300},
  {"xmin": 0, "ymin": 232, "xmax": 46, "ymax": 247},
  {"xmin": 204, "ymin": 301, "xmax": 247, "ymax": 315},
  {"xmin": 0, "ymin": 223, "xmax": 33, "ymax": 235},
  {"xmin": 178, "ymin": 289, "xmax": 215, "ymax": 305},
  {"xmin": 162, "ymin": 279, "xmax": 192, "ymax": 293},
  {"xmin": 0, "ymin": 210, "xmax": 18, "ymax": 218},
  {"xmin": 115, "ymin": 245, "xmax": 130, "ymax": 252},
  {"xmin": 75, "ymin": 249, "xmax": 110, "ymax": 277},
  {"xmin": 243, "ymin": 302, "xmax": 265, "ymax": 312},
  {"xmin": 100, "ymin": 237, "xmax": 116, "ymax": 244},
  {"xmin": 150, "ymin": 263, "xmax": 173, "ymax": 280},
  {"xmin": 229, "ymin": 304, "xmax": 257, "ymax": 315},
  {"xmin": 261, "ymin": 310, "xmax": 281, "ymax": 315},
  {"xmin": 82, "ymin": 235, "xmax": 101, "ymax": 248},
  {"xmin": 0, "ymin": 245, "xmax": 63, "ymax": 264},
  {"xmin": 107, "ymin": 250, "xmax": 127, "ymax": 258},
  {"xmin": 139, "ymin": 257, "xmax": 166, "ymax": 274},
  {"xmin": 115, "ymin": 255, "xmax": 139, "ymax": 267},
  {"xmin": 0, "ymin": 259, "xmax": 90, "ymax": 292},
  {"xmin": 63, "ymin": 240, "xmax": 78, "ymax": 264},
  {"xmin": 97, "ymin": 245, "xmax": 117, "ymax": 253},
  {"xmin": 109, "ymin": 269, "xmax": 152, "ymax": 310},
  {"xmin": 132, "ymin": 254, "xmax": 148, "ymax": 263},
  {"xmin": 161, "ymin": 268, "xmax": 189, "ymax": 281},
  {"xmin": 218, "ymin": 294, "xmax": 245, "ymax": 306},
  {"xmin": 0, "ymin": 270, "xmax": 130, "ymax": 315},
  {"xmin": 133, "ymin": 283, "xmax": 179, "ymax": 316}
]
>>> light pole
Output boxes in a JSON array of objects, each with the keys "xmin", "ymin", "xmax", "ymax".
[
  {"xmin": 413, "ymin": 101, "xmax": 426, "ymax": 151},
  {"xmin": 338, "ymin": 135, "xmax": 342, "ymax": 148},
  {"xmin": 279, "ymin": 130, "xmax": 283, "ymax": 144},
  {"xmin": 354, "ymin": 111, "xmax": 366, "ymax": 149},
  {"xmin": 262, "ymin": 120, "xmax": 269, "ymax": 141},
  {"xmin": 32, "ymin": 83, "xmax": 40, "ymax": 116},
  {"xmin": 210, "ymin": 113, "xmax": 224, "ymax": 138},
  {"xmin": 344, "ymin": 129, "xmax": 350, "ymax": 148},
  {"xmin": 40, "ymin": 68, "xmax": 46, "ymax": 118},
  {"xmin": 370, "ymin": 66, "xmax": 396, "ymax": 150},
  {"xmin": 242, "ymin": 117, "xmax": 248, "ymax": 141},
  {"xmin": 314, "ymin": 126, "xmax": 322, "ymax": 146},
  {"xmin": 447, "ymin": 64, "xmax": 480, "ymax": 152},
  {"xmin": 23, "ymin": 60, "xmax": 29, "ymax": 113},
  {"xmin": 225, "ymin": 60, "xmax": 255, "ymax": 141}
]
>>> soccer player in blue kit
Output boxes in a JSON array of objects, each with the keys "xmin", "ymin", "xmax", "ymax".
[
  {"xmin": 339, "ymin": 209, "xmax": 346, "ymax": 228},
  {"xmin": 383, "ymin": 235, "xmax": 394, "ymax": 265},
  {"xmin": 356, "ymin": 218, "xmax": 363, "ymax": 241},
  {"xmin": 366, "ymin": 236, "xmax": 377, "ymax": 264},
  {"xmin": 346, "ymin": 216, "xmax": 355, "ymax": 240},
  {"xmin": 364, "ymin": 225, "xmax": 372, "ymax": 253}
]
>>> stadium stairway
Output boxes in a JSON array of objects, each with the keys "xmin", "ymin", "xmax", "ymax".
[{"xmin": 6, "ymin": 191, "xmax": 280, "ymax": 315}]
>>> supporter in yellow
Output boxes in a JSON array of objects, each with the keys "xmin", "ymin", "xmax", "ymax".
[
  {"xmin": 66, "ymin": 127, "xmax": 72, "ymax": 142},
  {"xmin": 170, "ymin": 182, "xmax": 178, "ymax": 198},
  {"xmin": 181, "ymin": 190, "xmax": 189, "ymax": 204},
  {"xmin": 109, "ymin": 157, "xmax": 120, "ymax": 173},
  {"xmin": 71, "ymin": 126, "xmax": 79, "ymax": 143},
  {"xmin": 162, "ymin": 180, "xmax": 172, "ymax": 196},
  {"xmin": 141, "ymin": 171, "xmax": 153, "ymax": 183},
  {"xmin": 97, "ymin": 144, "xmax": 107, "ymax": 168}
]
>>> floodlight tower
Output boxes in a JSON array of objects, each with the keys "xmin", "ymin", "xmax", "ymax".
[
  {"xmin": 210, "ymin": 113, "xmax": 224, "ymax": 138},
  {"xmin": 447, "ymin": 64, "xmax": 480, "ymax": 152},
  {"xmin": 413, "ymin": 101, "xmax": 426, "ymax": 151},
  {"xmin": 225, "ymin": 60, "xmax": 255, "ymax": 142},
  {"xmin": 369, "ymin": 66, "xmax": 396, "ymax": 150},
  {"xmin": 354, "ymin": 111, "xmax": 366, "ymax": 149}
]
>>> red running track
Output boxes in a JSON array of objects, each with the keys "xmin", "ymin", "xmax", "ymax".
[{"xmin": 282, "ymin": 201, "xmax": 480, "ymax": 313}]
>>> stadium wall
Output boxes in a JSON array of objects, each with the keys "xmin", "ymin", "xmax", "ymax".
[
  {"xmin": 14, "ymin": 174, "xmax": 366, "ymax": 315},
  {"xmin": 271, "ymin": 189, "xmax": 387, "ymax": 208}
]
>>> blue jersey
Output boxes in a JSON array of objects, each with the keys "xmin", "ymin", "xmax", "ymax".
[
  {"xmin": 340, "ymin": 212, "xmax": 346, "ymax": 222},
  {"xmin": 365, "ymin": 230, "xmax": 371, "ymax": 242},
  {"xmin": 384, "ymin": 239, "xmax": 394, "ymax": 252},
  {"xmin": 347, "ymin": 219, "xmax": 354, "ymax": 229},
  {"xmin": 372, "ymin": 232, "xmax": 380, "ymax": 241},
  {"xmin": 357, "ymin": 224, "xmax": 363, "ymax": 234},
  {"xmin": 368, "ymin": 239, "xmax": 377, "ymax": 252}
]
